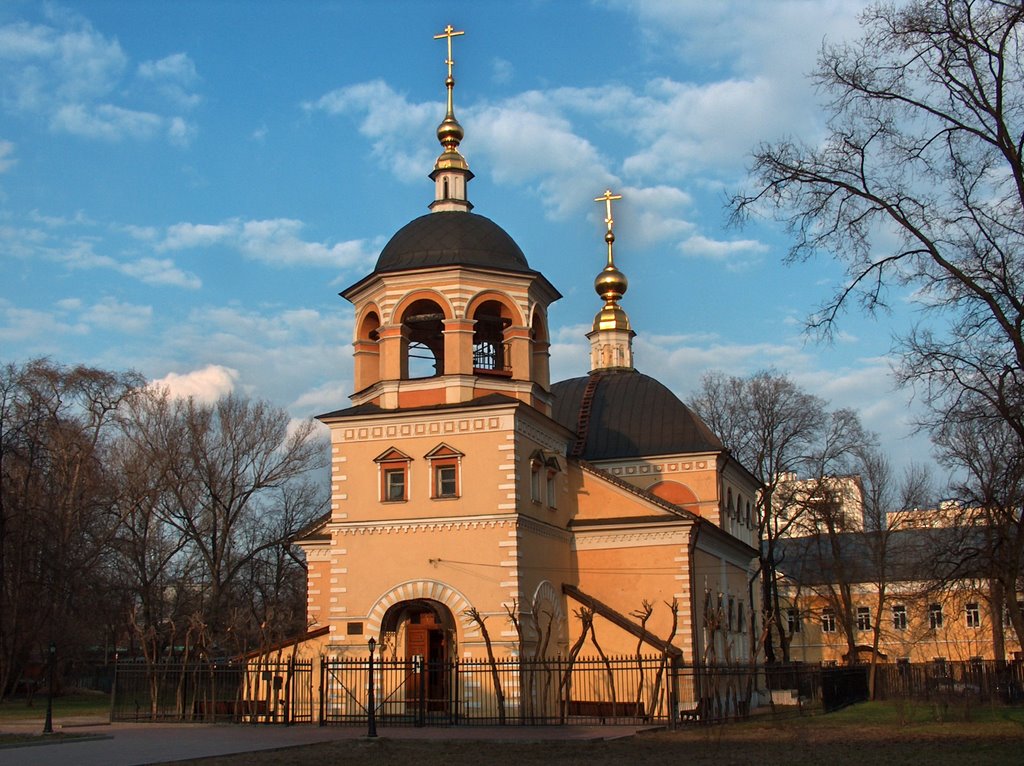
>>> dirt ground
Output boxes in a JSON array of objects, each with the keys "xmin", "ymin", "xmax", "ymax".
[{"xmin": 159, "ymin": 718, "xmax": 1024, "ymax": 766}]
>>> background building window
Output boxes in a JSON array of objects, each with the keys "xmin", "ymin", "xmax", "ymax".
[
  {"xmin": 929, "ymin": 603, "xmax": 943, "ymax": 630},
  {"xmin": 892, "ymin": 604, "xmax": 907, "ymax": 631},
  {"xmin": 787, "ymin": 608, "xmax": 802, "ymax": 634},
  {"xmin": 966, "ymin": 602, "xmax": 981, "ymax": 628},
  {"xmin": 856, "ymin": 606, "xmax": 871, "ymax": 631},
  {"xmin": 821, "ymin": 608, "xmax": 836, "ymax": 633}
]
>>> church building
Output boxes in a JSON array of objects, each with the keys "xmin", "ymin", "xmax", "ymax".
[{"xmin": 293, "ymin": 26, "xmax": 759, "ymax": 672}]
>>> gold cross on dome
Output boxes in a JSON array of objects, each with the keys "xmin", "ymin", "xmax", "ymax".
[
  {"xmin": 434, "ymin": 24, "xmax": 465, "ymax": 78},
  {"xmin": 595, "ymin": 189, "xmax": 623, "ymax": 233}
]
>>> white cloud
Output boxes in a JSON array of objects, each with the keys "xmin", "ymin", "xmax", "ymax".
[
  {"xmin": 150, "ymin": 364, "xmax": 239, "ymax": 403},
  {"xmin": 51, "ymin": 102, "xmax": 163, "ymax": 141},
  {"xmin": 0, "ymin": 140, "xmax": 15, "ymax": 173},
  {"xmin": 678, "ymin": 234, "xmax": 769, "ymax": 267},
  {"xmin": 0, "ymin": 12, "xmax": 198, "ymax": 144},
  {"xmin": 81, "ymin": 297, "xmax": 152, "ymax": 333},
  {"xmin": 158, "ymin": 217, "xmax": 376, "ymax": 270},
  {"xmin": 120, "ymin": 257, "xmax": 201, "ymax": 289},
  {"xmin": 491, "ymin": 57, "xmax": 514, "ymax": 85},
  {"xmin": 304, "ymin": 80, "xmax": 436, "ymax": 182},
  {"xmin": 0, "ymin": 300, "xmax": 87, "ymax": 344},
  {"xmin": 136, "ymin": 52, "xmax": 201, "ymax": 109}
]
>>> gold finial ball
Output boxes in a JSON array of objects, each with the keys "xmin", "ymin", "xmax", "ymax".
[
  {"xmin": 437, "ymin": 114, "xmax": 464, "ymax": 150},
  {"xmin": 594, "ymin": 264, "xmax": 628, "ymax": 302}
]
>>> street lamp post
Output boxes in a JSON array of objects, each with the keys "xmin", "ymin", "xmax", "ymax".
[
  {"xmin": 43, "ymin": 642, "xmax": 56, "ymax": 735},
  {"xmin": 366, "ymin": 637, "xmax": 378, "ymax": 738}
]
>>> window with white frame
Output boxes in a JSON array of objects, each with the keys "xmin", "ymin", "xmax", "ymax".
[
  {"xmin": 856, "ymin": 606, "xmax": 871, "ymax": 631},
  {"xmin": 786, "ymin": 607, "xmax": 802, "ymax": 634},
  {"xmin": 892, "ymin": 604, "xmax": 907, "ymax": 631},
  {"xmin": 424, "ymin": 443, "xmax": 463, "ymax": 499},
  {"xmin": 821, "ymin": 608, "xmax": 837, "ymax": 633},
  {"xmin": 545, "ymin": 457, "xmax": 560, "ymax": 509},
  {"xmin": 966, "ymin": 602, "xmax": 981, "ymax": 628},
  {"xmin": 374, "ymin": 447, "xmax": 412, "ymax": 503},
  {"xmin": 929, "ymin": 603, "xmax": 943, "ymax": 630},
  {"xmin": 529, "ymin": 450, "xmax": 561, "ymax": 508},
  {"xmin": 384, "ymin": 467, "xmax": 406, "ymax": 501}
]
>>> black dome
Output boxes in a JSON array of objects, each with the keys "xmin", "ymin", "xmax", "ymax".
[
  {"xmin": 551, "ymin": 370, "xmax": 723, "ymax": 461},
  {"xmin": 375, "ymin": 212, "xmax": 530, "ymax": 274}
]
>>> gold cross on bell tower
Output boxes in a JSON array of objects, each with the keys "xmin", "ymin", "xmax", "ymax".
[
  {"xmin": 434, "ymin": 24, "xmax": 465, "ymax": 79},
  {"xmin": 595, "ymin": 189, "xmax": 623, "ymax": 265}
]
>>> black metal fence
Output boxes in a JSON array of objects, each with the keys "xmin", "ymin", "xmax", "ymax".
[
  {"xmin": 319, "ymin": 656, "xmax": 808, "ymax": 726},
  {"xmin": 111, "ymin": 657, "xmax": 1022, "ymax": 727},
  {"xmin": 872, "ymin": 660, "xmax": 1024, "ymax": 705},
  {"xmin": 110, "ymin": 658, "xmax": 314, "ymax": 723}
]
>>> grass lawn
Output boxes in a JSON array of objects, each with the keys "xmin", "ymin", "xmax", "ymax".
[
  {"xmin": 0, "ymin": 690, "xmax": 110, "ymax": 721},
  {"xmin": 153, "ymin": 702, "xmax": 1024, "ymax": 766}
]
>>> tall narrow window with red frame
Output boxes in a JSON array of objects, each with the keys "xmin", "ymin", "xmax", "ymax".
[
  {"xmin": 424, "ymin": 443, "xmax": 463, "ymax": 499},
  {"xmin": 374, "ymin": 447, "xmax": 412, "ymax": 502}
]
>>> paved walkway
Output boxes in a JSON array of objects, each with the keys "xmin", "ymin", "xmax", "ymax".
[{"xmin": 0, "ymin": 717, "xmax": 650, "ymax": 766}]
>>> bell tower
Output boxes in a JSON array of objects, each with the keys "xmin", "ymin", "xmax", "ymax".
[{"xmin": 340, "ymin": 26, "xmax": 561, "ymax": 415}]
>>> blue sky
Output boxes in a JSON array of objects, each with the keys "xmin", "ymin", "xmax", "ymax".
[{"xmin": 0, "ymin": 1, "xmax": 936, "ymax": 474}]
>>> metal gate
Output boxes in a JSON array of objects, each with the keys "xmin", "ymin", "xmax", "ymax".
[{"xmin": 321, "ymin": 655, "xmax": 679, "ymax": 726}]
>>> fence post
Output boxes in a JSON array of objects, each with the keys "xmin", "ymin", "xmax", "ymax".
[
  {"xmin": 284, "ymin": 656, "xmax": 293, "ymax": 726},
  {"xmin": 668, "ymin": 655, "xmax": 680, "ymax": 728},
  {"xmin": 109, "ymin": 653, "xmax": 118, "ymax": 723},
  {"xmin": 453, "ymin": 658, "xmax": 460, "ymax": 725},
  {"xmin": 367, "ymin": 639, "xmax": 378, "ymax": 738},
  {"xmin": 416, "ymin": 656, "xmax": 426, "ymax": 727},
  {"xmin": 318, "ymin": 656, "xmax": 325, "ymax": 726}
]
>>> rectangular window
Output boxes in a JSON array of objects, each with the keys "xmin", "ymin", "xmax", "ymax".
[
  {"xmin": 738, "ymin": 602, "xmax": 746, "ymax": 633},
  {"xmin": 821, "ymin": 608, "xmax": 836, "ymax": 633},
  {"xmin": 856, "ymin": 606, "xmax": 871, "ymax": 631},
  {"xmin": 892, "ymin": 604, "xmax": 907, "ymax": 631},
  {"xmin": 786, "ymin": 608, "xmax": 802, "ymax": 634},
  {"xmin": 384, "ymin": 467, "xmax": 406, "ymax": 501},
  {"xmin": 966, "ymin": 602, "xmax": 981, "ymax": 628},
  {"xmin": 530, "ymin": 462, "xmax": 542, "ymax": 503},
  {"xmin": 929, "ymin": 603, "xmax": 943, "ymax": 630},
  {"xmin": 435, "ymin": 464, "xmax": 458, "ymax": 498},
  {"xmin": 545, "ymin": 470, "xmax": 557, "ymax": 508},
  {"xmin": 728, "ymin": 597, "xmax": 735, "ymax": 632}
]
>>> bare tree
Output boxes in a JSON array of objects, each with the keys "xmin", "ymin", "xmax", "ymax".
[
  {"xmin": 933, "ymin": 408, "xmax": 1024, "ymax": 653},
  {"xmin": 0, "ymin": 359, "xmax": 143, "ymax": 698},
  {"xmin": 692, "ymin": 370, "xmax": 869, "ymax": 662},
  {"xmin": 730, "ymin": 0, "xmax": 1024, "ymax": 455},
  {"xmin": 121, "ymin": 389, "xmax": 327, "ymax": 652}
]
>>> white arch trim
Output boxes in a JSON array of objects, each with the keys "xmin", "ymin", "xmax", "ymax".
[{"xmin": 365, "ymin": 579, "xmax": 479, "ymax": 638}]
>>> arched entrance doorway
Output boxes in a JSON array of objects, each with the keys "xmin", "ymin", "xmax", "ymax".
[{"xmin": 380, "ymin": 599, "xmax": 455, "ymax": 713}]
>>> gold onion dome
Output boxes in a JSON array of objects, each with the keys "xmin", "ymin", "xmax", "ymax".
[
  {"xmin": 592, "ymin": 191, "xmax": 631, "ymax": 332},
  {"xmin": 434, "ymin": 26, "xmax": 469, "ymax": 173}
]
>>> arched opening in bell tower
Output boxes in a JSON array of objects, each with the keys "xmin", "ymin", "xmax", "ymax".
[
  {"xmin": 471, "ymin": 299, "xmax": 512, "ymax": 376},
  {"xmin": 354, "ymin": 310, "xmax": 381, "ymax": 390},
  {"xmin": 401, "ymin": 299, "xmax": 446, "ymax": 379}
]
